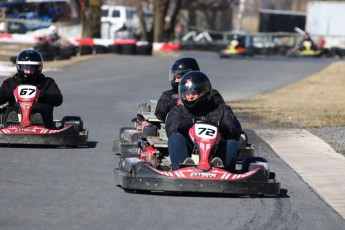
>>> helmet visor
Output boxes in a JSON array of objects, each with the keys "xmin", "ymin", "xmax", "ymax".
[
  {"xmin": 17, "ymin": 60, "xmax": 42, "ymax": 75},
  {"xmin": 17, "ymin": 64, "xmax": 41, "ymax": 72},
  {"xmin": 169, "ymin": 69, "xmax": 189, "ymax": 82},
  {"xmin": 179, "ymin": 80, "xmax": 208, "ymax": 101}
]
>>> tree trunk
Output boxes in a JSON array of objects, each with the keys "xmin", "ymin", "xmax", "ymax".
[
  {"xmin": 74, "ymin": 0, "xmax": 101, "ymax": 38},
  {"xmin": 153, "ymin": 0, "xmax": 168, "ymax": 43},
  {"xmin": 135, "ymin": 1, "xmax": 148, "ymax": 41}
]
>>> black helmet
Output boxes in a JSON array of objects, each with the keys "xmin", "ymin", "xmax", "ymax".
[
  {"xmin": 178, "ymin": 71, "xmax": 212, "ymax": 111},
  {"xmin": 16, "ymin": 49, "xmax": 43, "ymax": 80},
  {"xmin": 169, "ymin": 57, "xmax": 200, "ymax": 90}
]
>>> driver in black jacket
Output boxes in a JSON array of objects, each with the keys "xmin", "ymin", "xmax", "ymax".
[
  {"xmin": 0, "ymin": 49, "xmax": 63, "ymax": 128},
  {"xmin": 154, "ymin": 57, "xmax": 224, "ymax": 122},
  {"xmin": 165, "ymin": 71, "xmax": 242, "ymax": 171}
]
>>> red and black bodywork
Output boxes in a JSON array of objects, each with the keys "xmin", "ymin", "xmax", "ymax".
[
  {"xmin": 114, "ymin": 120, "xmax": 280, "ymax": 195},
  {"xmin": 0, "ymin": 85, "xmax": 88, "ymax": 147}
]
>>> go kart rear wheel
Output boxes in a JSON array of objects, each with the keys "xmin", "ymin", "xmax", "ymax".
[
  {"xmin": 119, "ymin": 127, "xmax": 135, "ymax": 141},
  {"xmin": 242, "ymin": 157, "xmax": 268, "ymax": 173}
]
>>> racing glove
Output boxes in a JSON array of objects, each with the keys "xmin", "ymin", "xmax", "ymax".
[{"xmin": 177, "ymin": 117, "xmax": 194, "ymax": 135}]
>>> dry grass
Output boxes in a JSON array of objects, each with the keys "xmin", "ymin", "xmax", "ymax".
[{"xmin": 229, "ymin": 61, "xmax": 345, "ymax": 128}]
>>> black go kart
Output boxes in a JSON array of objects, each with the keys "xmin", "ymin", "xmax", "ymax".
[
  {"xmin": 0, "ymin": 85, "xmax": 88, "ymax": 147},
  {"xmin": 114, "ymin": 101, "xmax": 279, "ymax": 195}
]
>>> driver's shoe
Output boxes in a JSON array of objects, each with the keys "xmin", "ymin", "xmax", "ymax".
[{"xmin": 211, "ymin": 157, "xmax": 224, "ymax": 168}]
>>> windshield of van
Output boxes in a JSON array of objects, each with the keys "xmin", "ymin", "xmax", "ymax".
[
  {"xmin": 112, "ymin": 10, "xmax": 120, "ymax": 18},
  {"xmin": 101, "ymin": 9, "xmax": 109, "ymax": 17},
  {"xmin": 126, "ymin": 9, "xmax": 135, "ymax": 19}
]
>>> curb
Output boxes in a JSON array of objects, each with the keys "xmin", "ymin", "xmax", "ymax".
[{"xmin": 256, "ymin": 128, "xmax": 345, "ymax": 219}]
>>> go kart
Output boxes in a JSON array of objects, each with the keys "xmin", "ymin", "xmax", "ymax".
[
  {"xmin": 287, "ymin": 41, "xmax": 323, "ymax": 58},
  {"xmin": 114, "ymin": 100, "xmax": 254, "ymax": 159},
  {"xmin": 113, "ymin": 100, "xmax": 167, "ymax": 157},
  {"xmin": 114, "ymin": 105, "xmax": 280, "ymax": 195},
  {"xmin": 0, "ymin": 85, "xmax": 88, "ymax": 147},
  {"xmin": 219, "ymin": 40, "xmax": 253, "ymax": 58}
]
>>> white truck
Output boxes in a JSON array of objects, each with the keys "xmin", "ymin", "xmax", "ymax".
[
  {"xmin": 100, "ymin": 5, "xmax": 152, "ymax": 40},
  {"xmin": 306, "ymin": 1, "xmax": 345, "ymax": 50}
]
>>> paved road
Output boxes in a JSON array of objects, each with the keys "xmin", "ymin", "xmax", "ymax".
[{"xmin": 0, "ymin": 54, "xmax": 344, "ymax": 230}]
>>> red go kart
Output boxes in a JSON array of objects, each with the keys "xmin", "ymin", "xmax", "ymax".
[
  {"xmin": 0, "ymin": 85, "xmax": 88, "ymax": 147},
  {"xmin": 114, "ymin": 119, "xmax": 280, "ymax": 195}
]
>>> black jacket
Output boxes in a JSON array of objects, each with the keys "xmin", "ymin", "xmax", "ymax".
[
  {"xmin": 165, "ymin": 100, "xmax": 242, "ymax": 141},
  {"xmin": 0, "ymin": 73, "xmax": 63, "ymax": 107},
  {"xmin": 155, "ymin": 88, "xmax": 225, "ymax": 122}
]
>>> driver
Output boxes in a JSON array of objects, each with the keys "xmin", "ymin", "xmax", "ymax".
[
  {"xmin": 165, "ymin": 71, "xmax": 242, "ymax": 171},
  {"xmin": 0, "ymin": 49, "xmax": 63, "ymax": 128},
  {"xmin": 299, "ymin": 32, "xmax": 317, "ymax": 51},
  {"xmin": 154, "ymin": 57, "xmax": 225, "ymax": 122}
]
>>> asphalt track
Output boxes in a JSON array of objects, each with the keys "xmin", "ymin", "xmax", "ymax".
[{"xmin": 0, "ymin": 52, "xmax": 344, "ymax": 230}]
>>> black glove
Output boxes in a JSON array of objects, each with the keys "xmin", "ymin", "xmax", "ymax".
[{"xmin": 177, "ymin": 118, "xmax": 194, "ymax": 134}]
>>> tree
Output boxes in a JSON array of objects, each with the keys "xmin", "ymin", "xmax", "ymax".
[
  {"xmin": 153, "ymin": 0, "xmax": 167, "ymax": 42},
  {"xmin": 74, "ymin": 0, "xmax": 101, "ymax": 38}
]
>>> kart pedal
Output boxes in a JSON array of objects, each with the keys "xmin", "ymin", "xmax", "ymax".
[
  {"xmin": 179, "ymin": 157, "xmax": 196, "ymax": 168},
  {"xmin": 6, "ymin": 111, "xmax": 19, "ymax": 126},
  {"xmin": 7, "ymin": 111, "xmax": 19, "ymax": 123},
  {"xmin": 211, "ymin": 157, "xmax": 224, "ymax": 168},
  {"xmin": 31, "ymin": 113, "xmax": 44, "ymax": 126}
]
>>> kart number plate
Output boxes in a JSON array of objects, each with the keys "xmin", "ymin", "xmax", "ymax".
[
  {"xmin": 194, "ymin": 123, "xmax": 218, "ymax": 139},
  {"xmin": 17, "ymin": 85, "xmax": 37, "ymax": 99}
]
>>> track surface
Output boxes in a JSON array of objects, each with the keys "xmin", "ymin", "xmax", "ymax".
[{"xmin": 1, "ymin": 53, "xmax": 344, "ymax": 230}]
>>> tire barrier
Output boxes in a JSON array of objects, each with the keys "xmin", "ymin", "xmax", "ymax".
[{"xmin": 0, "ymin": 33, "xmax": 181, "ymax": 62}]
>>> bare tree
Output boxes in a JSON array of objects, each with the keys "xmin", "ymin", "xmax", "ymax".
[
  {"xmin": 73, "ymin": 0, "xmax": 101, "ymax": 38},
  {"xmin": 153, "ymin": 0, "xmax": 168, "ymax": 42}
]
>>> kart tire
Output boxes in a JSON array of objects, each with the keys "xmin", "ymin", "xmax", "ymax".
[
  {"xmin": 119, "ymin": 127, "xmax": 136, "ymax": 141},
  {"xmin": 241, "ymin": 157, "xmax": 268, "ymax": 173},
  {"xmin": 62, "ymin": 116, "xmax": 84, "ymax": 133},
  {"xmin": 93, "ymin": 45, "xmax": 108, "ymax": 54},
  {"xmin": 10, "ymin": 56, "xmax": 17, "ymax": 64},
  {"xmin": 61, "ymin": 46, "xmax": 78, "ymax": 57},
  {"xmin": 108, "ymin": 45, "xmax": 121, "ymax": 54},
  {"xmin": 40, "ymin": 51, "xmax": 55, "ymax": 61},
  {"xmin": 136, "ymin": 44, "xmax": 152, "ymax": 56},
  {"xmin": 78, "ymin": 45, "xmax": 93, "ymax": 56},
  {"xmin": 56, "ymin": 47, "xmax": 74, "ymax": 60},
  {"xmin": 118, "ymin": 142, "xmax": 138, "ymax": 158},
  {"xmin": 138, "ymin": 103, "xmax": 151, "ymax": 113},
  {"xmin": 120, "ymin": 44, "xmax": 137, "ymax": 55}
]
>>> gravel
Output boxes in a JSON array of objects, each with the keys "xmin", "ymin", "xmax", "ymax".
[{"xmin": 307, "ymin": 126, "xmax": 345, "ymax": 156}]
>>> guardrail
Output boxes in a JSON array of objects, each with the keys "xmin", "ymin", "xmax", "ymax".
[{"xmin": 179, "ymin": 27, "xmax": 345, "ymax": 56}]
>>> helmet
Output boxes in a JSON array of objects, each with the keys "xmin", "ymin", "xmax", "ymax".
[
  {"xmin": 232, "ymin": 33, "xmax": 239, "ymax": 40},
  {"xmin": 169, "ymin": 57, "xmax": 200, "ymax": 90},
  {"xmin": 16, "ymin": 49, "xmax": 43, "ymax": 81},
  {"xmin": 178, "ymin": 71, "xmax": 212, "ymax": 111}
]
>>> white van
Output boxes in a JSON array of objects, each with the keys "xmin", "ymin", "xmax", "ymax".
[{"xmin": 101, "ymin": 5, "xmax": 152, "ymax": 40}]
